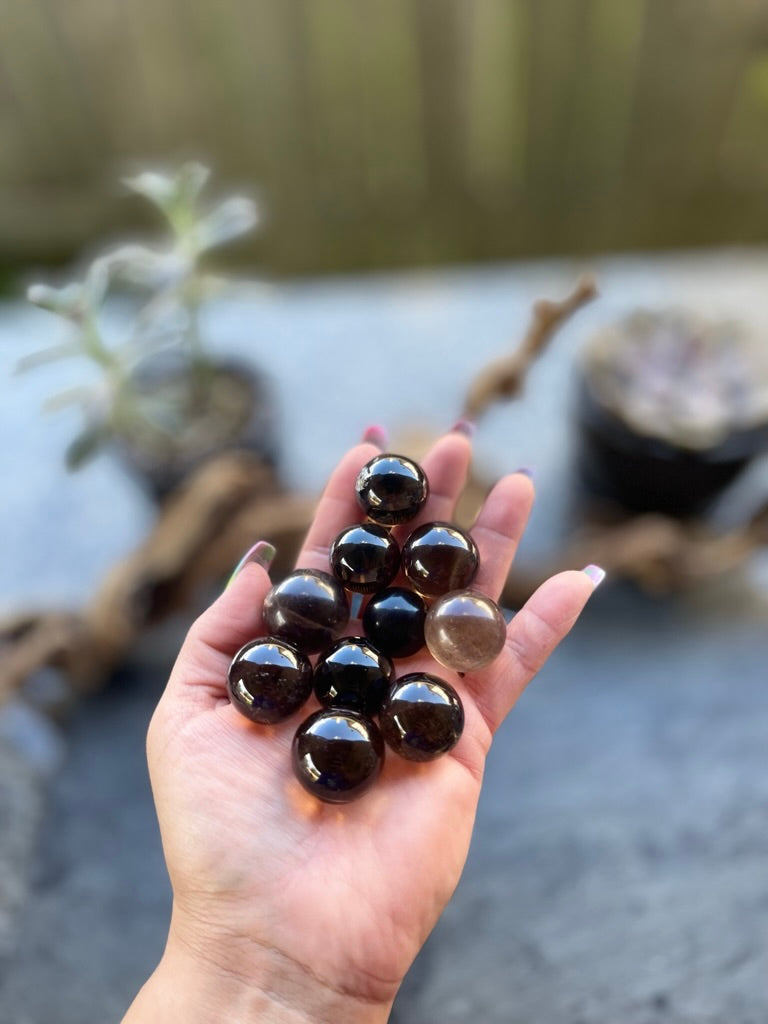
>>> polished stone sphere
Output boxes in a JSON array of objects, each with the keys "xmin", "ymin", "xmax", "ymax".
[
  {"xmin": 362, "ymin": 586, "xmax": 427, "ymax": 659},
  {"xmin": 425, "ymin": 590, "xmax": 507, "ymax": 672},
  {"xmin": 355, "ymin": 453, "xmax": 429, "ymax": 526},
  {"xmin": 401, "ymin": 521, "xmax": 479, "ymax": 597},
  {"xmin": 313, "ymin": 637, "xmax": 395, "ymax": 715},
  {"xmin": 379, "ymin": 673, "xmax": 464, "ymax": 761},
  {"xmin": 292, "ymin": 709, "xmax": 384, "ymax": 803},
  {"xmin": 330, "ymin": 523, "xmax": 400, "ymax": 594},
  {"xmin": 263, "ymin": 569, "xmax": 349, "ymax": 654},
  {"xmin": 227, "ymin": 638, "xmax": 313, "ymax": 724}
]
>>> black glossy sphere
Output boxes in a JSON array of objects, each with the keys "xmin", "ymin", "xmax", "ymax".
[
  {"xmin": 379, "ymin": 673, "xmax": 464, "ymax": 762},
  {"xmin": 355, "ymin": 453, "xmax": 429, "ymax": 526},
  {"xmin": 362, "ymin": 587, "xmax": 427, "ymax": 659},
  {"xmin": 401, "ymin": 521, "xmax": 479, "ymax": 597},
  {"xmin": 314, "ymin": 637, "xmax": 395, "ymax": 715},
  {"xmin": 292, "ymin": 709, "xmax": 384, "ymax": 803},
  {"xmin": 330, "ymin": 523, "xmax": 400, "ymax": 594},
  {"xmin": 227, "ymin": 638, "xmax": 313, "ymax": 724},
  {"xmin": 263, "ymin": 569, "xmax": 349, "ymax": 654}
]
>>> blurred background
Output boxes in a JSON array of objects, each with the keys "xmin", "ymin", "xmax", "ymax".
[
  {"xmin": 2, "ymin": 2, "xmax": 768, "ymax": 1022},
  {"xmin": 3, "ymin": 0, "xmax": 768, "ymax": 276}
]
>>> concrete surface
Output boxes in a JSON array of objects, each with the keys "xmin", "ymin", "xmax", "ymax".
[
  {"xmin": 2, "ymin": 585, "xmax": 767, "ymax": 1024},
  {"xmin": 1, "ymin": 250, "xmax": 768, "ymax": 1021}
]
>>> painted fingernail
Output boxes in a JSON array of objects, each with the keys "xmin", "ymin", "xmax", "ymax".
[
  {"xmin": 227, "ymin": 541, "xmax": 277, "ymax": 587},
  {"xmin": 451, "ymin": 418, "xmax": 476, "ymax": 438},
  {"xmin": 582, "ymin": 564, "xmax": 606, "ymax": 588},
  {"xmin": 515, "ymin": 466, "xmax": 534, "ymax": 480},
  {"xmin": 362, "ymin": 424, "xmax": 388, "ymax": 450}
]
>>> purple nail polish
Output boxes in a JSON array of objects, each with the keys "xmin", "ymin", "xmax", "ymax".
[
  {"xmin": 362, "ymin": 425, "xmax": 388, "ymax": 450},
  {"xmin": 515, "ymin": 467, "xmax": 534, "ymax": 480},
  {"xmin": 582, "ymin": 564, "xmax": 606, "ymax": 587},
  {"xmin": 451, "ymin": 418, "xmax": 476, "ymax": 438},
  {"xmin": 227, "ymin": 541, "xmax": 277, "ymax": 587}
]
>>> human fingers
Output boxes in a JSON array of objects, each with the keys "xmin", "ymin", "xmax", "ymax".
[
  {"xmin": 296, "ymin": 441, "xmax": 383, "ymax": 572},
  {"xmin": 467, "ymin": 568, "xmax": 602, "ymax": 739},
  {"xmin": 168, "ymin": 549, "xmax": 275, "ymax": 701},
  {"xmin": 298, "ymin": 428, "xmax": 473, "ymax": 574},
  {"xmin": 395, "ymin": 431, "xmax": 472, "ymax": 537},
  {"xmin": 469, "ymin": 471, "xmax": 535, "ymax": 599}
]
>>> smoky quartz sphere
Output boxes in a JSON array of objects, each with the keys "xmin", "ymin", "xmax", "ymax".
[
  {"xmin": 263, "ymin": 569, "xmax": 349, "ymax": 654},
  {"xmin": 292, "ymin": 709, "xmax": 384, "ymax": 803},
  {"xmin": 355, "ymin": 453, "xmax": 429, "ymax": 526},
  {"xmin": 425, "ymin": 590, "xmax": 507, "ymax": 672},
  {"xmin": 227, "ymin": 638, "xmax": 313, "ymax": 724},
  {"xmin": 379, "ymin": 673, "xmax": 464, "ymax": 762},
  {"xmin": 362, "ymin": 586, "xmax": 427, "ymax": 659},
  {"xmin": 330, "ymin": 523, "xmax": 400, "ymax": 594},
  {"xmin": 402, "ymin": 521, "xmax": 479, "ymax": 597},
  {"xmin": 313, "ymin": 637, "xmax": 395, "ymax": 716}
]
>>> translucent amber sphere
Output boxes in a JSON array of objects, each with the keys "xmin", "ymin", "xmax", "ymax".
[
  {"xmin": 425, "ymin": 590, "xmax": 506, "ymax": 672},
  {"xmin": 379, "ymin": 673, "xmax": 464, "ymax": 762},
  {"xmin": 227, "ymin": 638, "xmax": 313, "ymax": 724},
  {"xmin": 355, "ymin": 454, "xmax": 429, "ymax": 526},
  {"xmin": 401, "ymin": 521, "xmax": 479, "ymax": 597},
  {"xmin": 263, "ymin": 569, "xmax": 349, "ymax": 654},
  {"xmin": 292, "ymin": 709, "xmax": 384, "ymax": 803}
]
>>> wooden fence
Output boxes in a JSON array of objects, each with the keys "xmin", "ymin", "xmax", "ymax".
[{"xmin": 2, "ymin": 0, "xmax": 768, "ymax": 273}]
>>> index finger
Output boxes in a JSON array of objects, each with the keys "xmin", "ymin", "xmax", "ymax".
[{"xmin": 296, "ymin": 441, "xmax": 383, "ymax": 572}]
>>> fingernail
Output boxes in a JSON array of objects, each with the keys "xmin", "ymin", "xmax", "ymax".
[
  {"xmin": 451, "ymin": 418, "xmax": 476, "ymax": 438},
  {"xmin": 582, "ymin": 564, "xmax": 606, "ymax": 588},
  {"xmin": 515, "ymin": 466, "xmax": 534, "ymax": 480},
  {"xmin": 227, "ymin": 541, "xmax": 277, "ymax": 587},
  {"xmin": 362, "ymin": 424, "xmax": 387, "ymax": 450}
]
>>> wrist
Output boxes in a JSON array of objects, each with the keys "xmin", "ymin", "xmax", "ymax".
[{"xmin": 123, "ymin": 907, "xmax": 393, "ymax": 1024}]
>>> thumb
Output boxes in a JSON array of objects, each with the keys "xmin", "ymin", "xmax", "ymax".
[{"xmin": 168, "ymin": 543, "xmax": 276, "ymax": 703}]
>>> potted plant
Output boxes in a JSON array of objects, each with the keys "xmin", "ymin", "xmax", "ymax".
[
  {"xmin": 22, "ymin": 163, "xmax": 278, "ymax": 500},
  {"xmin": 574, "ymin": 309, "xmax": 768, "ymax": 517}
]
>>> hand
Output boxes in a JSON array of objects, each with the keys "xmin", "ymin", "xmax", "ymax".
[{"xmin": 124, "ymin": 431, "xmax": 601, "ymax": 1023}]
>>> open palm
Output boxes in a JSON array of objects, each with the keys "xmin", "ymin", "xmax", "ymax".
[{"xmin": 144, "ymin": 431, "xmax": 598, "ymax": 1021}]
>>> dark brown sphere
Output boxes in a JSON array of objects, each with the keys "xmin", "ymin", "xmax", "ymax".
[
  {"xmin": 355, "ymin": 453, "xmax": 429, "ymax": 526},
  {"xmin": 313, "ymin": 637, "xmax": 395, "ymax": 715},
  {"xmin": 401, "ymin": 521, "xmax": 479, "ymax": 597},
  {"xmin": 263, "ymin": 569, "xmax": 349, "ymax": 654},
  {"xmin": 362, "ymin": 586, "xmax": 427, "ymax": 659},
  {"xmin": 292, "ymin": 709, "xmax": 384, "ymax": 803},
  {"xmin": 379, "ymin": 673, "xmax": 464, "ymax": 762},
  {"xmin": 330, "ymin": 523, "xmax": 400, "ymax": 594},
  {"xmin": 227, "ymin": 638, "xmax": 313, "ymax": 724}
]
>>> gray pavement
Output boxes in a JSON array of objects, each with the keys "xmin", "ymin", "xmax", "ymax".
[
  {"xmin": 2, "ymin": 585, "xmax": 767, "ymax": 1023},
  {"xmin": 0, "ymin": 652, "xmax": 171, "ymax": 1024},
  {"xmin": 2, "ymin": 251, "xmax": 768, "ymax": 1021}
]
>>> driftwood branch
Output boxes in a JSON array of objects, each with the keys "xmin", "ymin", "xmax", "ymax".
[
  {"xmin": 499, "ymin": 503, "xmax": 768, "ymax": 608},
  {"xmin": 0, "ymin": 452, "xmax": 314, "ymax": 705},
  {"xmin": 462, "ymin": 274, "xmax": 598, "ymax": 419},
  {"xmin": 4, "ymin": 274, "xmax": 767, "ymax": 710},
  {"xmin": 0, "ymin": 611, "xmax": 94, "ymax": 705}
]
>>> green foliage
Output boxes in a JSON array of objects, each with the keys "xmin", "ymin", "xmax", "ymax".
[
  {"xmin": 65, "ymin": 424, "xmax": 113, "ymax": 471},
  {"xmin": 23, "ymin": 163, "xmax": 259, "ymax": 470}
]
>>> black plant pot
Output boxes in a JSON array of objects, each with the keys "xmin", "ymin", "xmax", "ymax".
[
  {"xmin": 574, "ymin": 378, "xmax": 768, "ymax": 518},
  {"xmin": 113, "ymin": 354, "xmax": 280, "ymax": 502}
]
